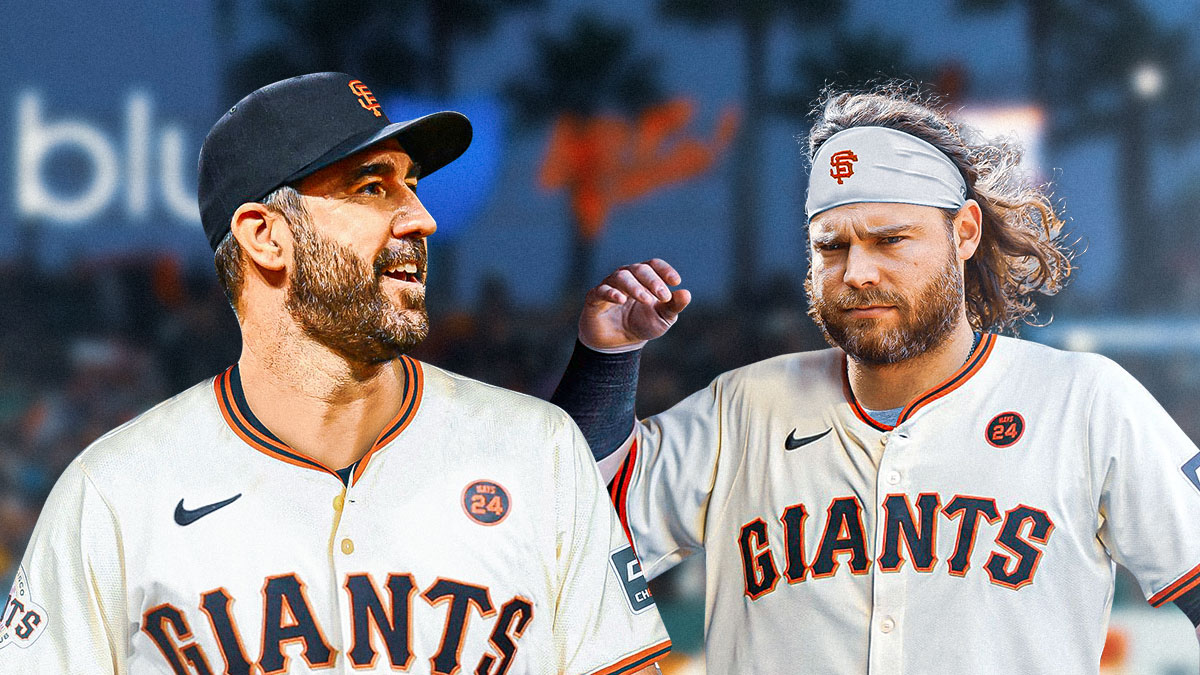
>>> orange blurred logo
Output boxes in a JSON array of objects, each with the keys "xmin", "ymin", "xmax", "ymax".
[
  {"xmin": 539, "ymin": 99, "xmax": 738, "ymax": 240},
  {"xmin": 348, "ymin": 80, "xmax": 382, "ymax": 117},
  {"xmin": 829, "ymin": 149, "xmax": 858, "ymax": 184}
]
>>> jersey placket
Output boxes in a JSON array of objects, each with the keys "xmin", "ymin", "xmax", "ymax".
[
  {"xmin": 330, "ymin": 480, "xmax": 356, "ymax": 667},
  {"xmin": 868, "ymin": 426, "xmax": 911, "ymax": 675}
]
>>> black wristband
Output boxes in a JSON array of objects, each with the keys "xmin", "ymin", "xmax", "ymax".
[{"xmin": 551, "ymin": 340, "xmax": 641, "ymax": 461}]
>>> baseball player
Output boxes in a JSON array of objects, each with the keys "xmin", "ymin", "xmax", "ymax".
[
  {"xmin": 551, "ymin": 85, "xmax": 1200, "ymax": 672},
  {"xmin": 0, "ymin": 73, "xmax": 669, "ymax": 674}
]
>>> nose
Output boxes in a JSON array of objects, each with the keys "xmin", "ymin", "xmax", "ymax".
[
  {"xmin": 392, "ymin": 192, "xmax": 437, "ymax": 239},
  {"xmin": 841, "ymin": 245, "xmax": 880, "ymax": 289}
]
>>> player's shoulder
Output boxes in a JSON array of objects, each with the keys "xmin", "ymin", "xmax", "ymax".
[
  {"xmin": 990, "ymin": 334, "xmax": 1125, "ymax": 381},
  {"xmin": 72, "ymin": 375, "xmax": 225, "ymax": 478},
  {"xmin": 417, "ymin": 360, "xmax": 575, "ymax": 432},
  {"xmin": 715, "ymin": 347, "xmax": 843, "ymax": 395}
]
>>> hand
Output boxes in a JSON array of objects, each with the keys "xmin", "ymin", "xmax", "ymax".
[{"xmin": 579, "ymin": 259, "xmax": 691, "ymax": 351}]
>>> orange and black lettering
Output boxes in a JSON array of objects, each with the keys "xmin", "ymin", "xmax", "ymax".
[
  {"xmin": 259, "ymin": 574, "xmax": 335, "ymax": 674},
  {"xmin": 14, "ymin": 611, "xmax": 40, "ymax": 639},
  {"xmin": 985, "ymin": 505, "xmax": 1055, "ymax": 590},
  {"xmin": 345, "ymin": 573, "xmax": 416, "ymax": 669},
  {"xmin": 142, "ymin": 604, "xmax": 216, "ymax": 675},
  {"xmin": 199, "ymin": 588, "xmax": 254, "ymax": 675},
  {"xmin": 811, "ymin": 497, "xmax": 870, "ymax": 578},
  {"xmin": 475, "ymin": 596, "xmax": 534, "ymax": 675},
  {"xmin": 943, "ymin": 495, "xmax": 1000, "ymax": 576},
  {"xmin": 780, "ymin": 503, "xmax": 809, "ymax": 583},
  {"xmin": 879, "ymin": 493, "xmax": 941, "ymax": 572},
  {"xmin": 423, "ymin": 578, "xmax": 496, "ymax": 675},
  {"xmin": 738, "ymin": 518, "xmax": 780, "ymax": 599}
]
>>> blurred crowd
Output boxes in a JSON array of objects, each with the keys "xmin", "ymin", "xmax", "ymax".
[{"xmin": 2, "ymin": 252, "xmax": 1200, "ymax": 625}]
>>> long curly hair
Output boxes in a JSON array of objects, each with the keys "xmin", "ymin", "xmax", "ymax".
[{"xmin": 807, "ymin": 82, "xmax": 1074, "ymax": 334}]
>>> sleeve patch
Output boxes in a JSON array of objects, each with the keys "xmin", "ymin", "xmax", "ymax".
[
  {"xmin": 0, "ymin": 566, "xmax": 48, "ymax": 649},
  {"xmin": 609, "ymin": 546, "xmax": 655, "ymax": 614},
  {"xmin": 1181, "ymin": 451, "xmax": 1200, "ymax": 494}
]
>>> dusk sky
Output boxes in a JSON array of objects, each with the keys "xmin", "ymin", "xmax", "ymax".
[{"xmin": 3, "ymin": 0, "xmax": 1198, "ymax": 309}]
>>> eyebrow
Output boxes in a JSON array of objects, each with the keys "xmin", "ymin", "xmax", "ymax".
[
  {"xmin": 809, "ymin": 221, "xmax": 919, "ymax": 246},
  {"xmin": 348, "ymin": 158, "xmax": 421, "ymax": 183}
]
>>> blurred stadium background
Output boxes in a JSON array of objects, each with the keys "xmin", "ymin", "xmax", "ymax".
[{"xmin": 3, "ymin": 0, "xmax": 1200, "ymax": 671}]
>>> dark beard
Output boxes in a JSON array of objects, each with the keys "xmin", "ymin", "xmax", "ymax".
[
  {"xmin": 285, "ymin": 216, "xmax": 429, "ymax": 364},
  {"xmin": 805, "ymin": 251, "xmax": 963, "ymax": 365}
]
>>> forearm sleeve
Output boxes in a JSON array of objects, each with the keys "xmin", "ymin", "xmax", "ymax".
[
  {"xmin": 1175, "ymin": 587, "xmax": 1200, "ymax": 626},
  {"xmin": 551, "ymin": 340, "xmax": 640, "ymax": 461}
]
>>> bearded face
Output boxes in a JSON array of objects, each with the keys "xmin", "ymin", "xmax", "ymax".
[
  {"xmin": 806, "ymin": 240, "xmax": 963, "ymax": 365},
  {"xmin": 284, "ymin": 211, "xmax": 429, "ymax": 364}
]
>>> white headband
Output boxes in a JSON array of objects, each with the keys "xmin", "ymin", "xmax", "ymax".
[{"xmin": 805, "ymin": 126, "xmax": 967, "ymax": 219}]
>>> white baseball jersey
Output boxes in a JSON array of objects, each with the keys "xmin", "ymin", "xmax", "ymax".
[
  {"xmin": 604, "ymin": 334, "xmax": 1200, "ymax": 674},
  {"xmin": 1, "ymin": 356, "xmax": 670, "ymax": 674}
]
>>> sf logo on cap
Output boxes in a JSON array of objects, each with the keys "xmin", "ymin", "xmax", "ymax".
[
  {"xmin": 829, "ymin": 149, "xmax": 858, "ymax": 184},
  {"xmin": 348, "ymin": 80, "xmax": 382, "ymax": 117}
]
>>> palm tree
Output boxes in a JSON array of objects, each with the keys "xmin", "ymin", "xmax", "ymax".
[
  {"xmin": 958, "ymin": 0, "xmax": 1200, "ymax": 310},
  {"xmin": 658, "ymin": 0, "xmax": 846, "ymax": 298},
  {"xmin": 776, "ymin": 30, "xmax": 936, "ymax": 115},
  {"xmin": 506, "ymin": 12, "xmax": 666, "ymax": 298},
  {"xmin": 226, "ymin": 0, "xmax": 540, "ymax": 98}
]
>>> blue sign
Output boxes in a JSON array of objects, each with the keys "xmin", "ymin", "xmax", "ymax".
[{"xmin": 382, "ymin": 95, "xmax": 503, "ymax": 241}]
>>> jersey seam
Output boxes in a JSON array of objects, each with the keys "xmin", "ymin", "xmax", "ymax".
[
  {"xmin": 707, "ymin": 373, "xmax": 741, "ymax": 553},
  {"xmin": 1082, "ymin": 363, "xmax": 1103, "ymax": 538},
  {"xmin": 72, "ymin": 459, "xmax": 128, "ymax": 662},
  {"xmin": 73, "ymin": 460, "xmax": 124, "ymax": 546}
]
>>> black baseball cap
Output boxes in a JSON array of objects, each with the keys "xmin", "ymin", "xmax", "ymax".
[{"xmin": 198, "ymin": 72, "xmax": 472, "ymax": 251}]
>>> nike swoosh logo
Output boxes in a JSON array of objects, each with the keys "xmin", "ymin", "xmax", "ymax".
[
  {"xmin": 174, "ymin": 494, "xmax": 242, "ymax": 526},
  {"xmin": 785, "ymin": 428, "xmax": 832, "ymax": 451}
]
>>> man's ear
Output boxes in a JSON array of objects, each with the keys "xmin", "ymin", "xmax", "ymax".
[
  {"xmin": 953, "ymin": 199, "xmax": 983, "ymax": 261},
  {"xmin": 230, "ymin": 202, "xmax": 289, "ymax": 272}
]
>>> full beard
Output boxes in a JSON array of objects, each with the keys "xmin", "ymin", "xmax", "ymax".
[
  {"xmin": 805, "ymin": 253, "xmax": 964, "ymax": 366},
  {"xmin": 285, "ymin": 217, "xmax": 429, "ymax": 364}
]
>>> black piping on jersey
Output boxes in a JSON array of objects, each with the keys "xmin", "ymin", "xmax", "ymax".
[
  {"xmin": 214, "ymin": 356, "xmax": 422, "ymax": 486},
  {"xmin": 373, "ymin": 354, "xmax": 423, "ymax": 448},
  {"xmin": 845, "ymin": 333, "xmax": 997, "ymax": 431},
  {"xmin": 222, "ymin": 364, "xmax": 326, "ymax": 473}
]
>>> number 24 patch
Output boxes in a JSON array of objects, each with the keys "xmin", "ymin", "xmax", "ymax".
[{"xmin": 462, "ymin": 480, "xmax": 512, "ymax": 525}]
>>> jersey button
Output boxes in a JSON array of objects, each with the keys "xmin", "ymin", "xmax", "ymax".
[
  {"xmin": 341, "ymin": 538, "xmax": 355, "ymax": 555},
  {"xmin": 333, "ymin": 494, "xmax": 345, "ymax": 511},
  {"xmin": 887, "ymin": 471, "xmax": 901, "ymax": 485},
  {"xmin": 880, "ymin": 617, "xmax": 895, "ymax": 633},
  {"xmin": 880, "ymin": 434, "xmax": 890, "ymax": 446}
]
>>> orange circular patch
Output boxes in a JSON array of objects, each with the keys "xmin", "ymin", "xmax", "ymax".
[
  {"xmin": 462, "ymin": 480, "xmax": 511, "ymax": 525},
  {"xmin": 986, "ymin": 412, "xmax": 1025, "ymax": 448}
]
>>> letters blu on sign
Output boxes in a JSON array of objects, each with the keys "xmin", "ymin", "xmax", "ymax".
[{"xmin": 15, "ymin": 91, "xmax": 200, "ymax": 225}]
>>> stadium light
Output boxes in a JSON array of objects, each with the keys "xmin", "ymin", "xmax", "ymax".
[{"xmin": 1131, "ymin": 62, "xmax": 1164, "ymax": 101}]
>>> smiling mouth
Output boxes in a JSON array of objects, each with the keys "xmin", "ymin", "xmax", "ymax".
[{"xmin": 380, "ymin": 261, "xmax": 424, "ymax": 284}]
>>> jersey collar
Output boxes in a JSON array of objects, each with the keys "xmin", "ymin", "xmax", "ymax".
[
  {"xmin": 843, "ymin": 333, "xmax": 996, "ymax": 431},
  {"xmin": 213, "ymin": 355, "xmax": 424, "ymax": 485}
]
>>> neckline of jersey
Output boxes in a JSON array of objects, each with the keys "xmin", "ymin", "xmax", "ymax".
[
  {"xmin": 212, "ymin": 355, "xmax": 424, "ymax": 486},
  {"xmin": 843, "ymin": 332, "xmax": 997, "ymax": 431}
]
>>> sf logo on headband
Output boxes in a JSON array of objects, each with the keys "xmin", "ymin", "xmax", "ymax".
[
  {"xmin": 829, "ymin": 149, "xmax": 858, "ymax": 184},
  {"xmin": 348, "ymin": 80, "xmax": 383, "ymax": 117}
]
